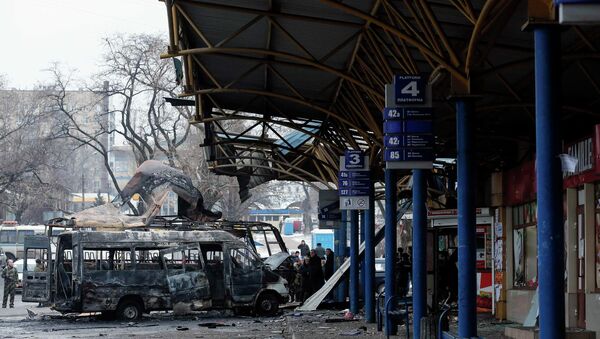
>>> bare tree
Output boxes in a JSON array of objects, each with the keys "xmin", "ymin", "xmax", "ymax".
[
  {"xmin": 0, "ymin": 83, "xmax": 73, "ymax": 222},
  {"xmin": 48, "ymin": 34, "xmax": 313, "ymax": 219}
]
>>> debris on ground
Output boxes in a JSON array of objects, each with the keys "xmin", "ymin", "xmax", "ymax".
[
  {"xmin": 176, "ymin": 326, "xmax": 189, "ymax": 331},
  {"xmin": 324, "ymin": 318, "xmax": 358, "ymax": 323},
  {"xmin": 26, "ymin": 309, "xmax": 38, "ymax": 320},
  {"xmin": 197, "ymin": 322, "xmax": 232, "ymax": 328},
  {"xmin": 339, "ymin": 329, "xmax": 362, "ymax": 336}
]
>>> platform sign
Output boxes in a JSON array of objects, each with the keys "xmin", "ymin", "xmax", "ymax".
[
  {"xmin": 395, "ymin": 74, "xmax": 426, "ymax": 104},
  {"xmin": 344, "ymin": 150, "xmax": 366, "ymax": 169},
  {"xmin": 384, "ymin": 80, "xmax": 434, "ymax": 170},
  {"xmin": 339, "ymin": 153, "xmax": 370, "ymax": 210}
]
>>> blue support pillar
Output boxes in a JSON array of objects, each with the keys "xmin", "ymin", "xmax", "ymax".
[
  {"xmin": 412, "ymin": 169, "xmax": 427, "ymax": 338},
  {"xmin": 337, "ymin": 210, "xmax": 348, "ymax": 302},
  {"xmin": 456, "ymin": 98, "xmax": 477, "ymax": 338},
  {"xmin": 364, "ymin": 181, "xmax": 376, "ymax": 322},
  {"xmin": 384, "ymin": 169, "xmax": 398, "ymax": 335},
  {"xmin": 534, "ymin": 25, "xmax": 564, "ymax": 339},
  {"xmin": 349, "ymin": 210, "xmax": 360, "ymax": 314},
  {"xmin": 360, "ymin": 210, "xmax": 366, "ymax": 304}
]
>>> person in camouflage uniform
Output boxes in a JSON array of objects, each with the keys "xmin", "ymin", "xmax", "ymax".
[{"xmin": 2, "ymin": 259, "xmax": 18, "ymax": 308}]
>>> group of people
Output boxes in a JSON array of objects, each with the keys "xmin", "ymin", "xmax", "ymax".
[{"xmin": 288, "ymin": 240, "xmax": 335, "ymax": 303}]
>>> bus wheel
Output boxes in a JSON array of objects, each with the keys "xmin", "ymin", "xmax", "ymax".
[
  {"xmin": 116, "ymin": 299, "xmax": 143, "ymax": 321},
  {"xmin": 256, "ymin": 293, "xmax": 279, "ymax": 316}
]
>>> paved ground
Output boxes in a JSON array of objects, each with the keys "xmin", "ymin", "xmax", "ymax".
[{"xmin": 0, "ymin": 280, "xmax": 513, "ymax": 338}]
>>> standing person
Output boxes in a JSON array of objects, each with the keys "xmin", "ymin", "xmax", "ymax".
[
  {"xmin": 314, "ymin": 243, "xmax": 325, "ymax": 259},
  {"xmin": 290, "ymin": 251, "xmax": 300, "ymax": 263},
  {"xmin": 401, "ymin": 252, "xmax": 412, "ymax": 297},
  {"xmin": 2, "ymin": 259, "xmax": 18, "ymax": 308},
  {"xmin": 292, "ymin": 258, "xmax": 304, "ymax": 302},
  {"xmin": 298, "ymin": 240, "xmax": 310, "ymax": 258},
  {"xmin": 34, "ymin": 259, "xmax": 45, "ymax": 307},
  {"xmin": 300, "ymin": 258, "xmax": 312, "ymax": 301},
  {"xmin": 324, "ymin": 248, "xmax": 335, "ymax": 280},
  {"xmin": 308, "ymin": 249, "xmax": 325, "ymax": 294}
]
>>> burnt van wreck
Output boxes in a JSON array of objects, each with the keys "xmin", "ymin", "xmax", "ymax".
[
  {"xmin": 20, "ymin": 161, "xmax": 290, "ymax": 320},
  {"xmin": 23, "ymin": 229, "xmax": 288, "ymax": 320}
]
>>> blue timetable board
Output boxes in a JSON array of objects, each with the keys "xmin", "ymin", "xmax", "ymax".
[
  {"xmin": 385, "ymin": 134, "xmax": 434, "ymax": 148},
  {"xmin": 338, "ymin": 179, "xmax": 371, "ymax": 189},
  {"xmin": 384, "ymin": 107, "xmax": 433, "ymax": 120},
  {"xmin": 339, "ymin": 171, "xmax": 370, "ymax": 180},
  {"xmin": 384, "ymin": 120, "xmax": 432, "ymax": 134},
  {"xmin": 384, "ymin": 148, "xmax": 433, "ymax": 162},
  {"xmin": 339, "ymin": 188, "xmax": 371, "ymax": 196}
]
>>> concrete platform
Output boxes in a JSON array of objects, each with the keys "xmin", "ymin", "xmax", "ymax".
[{"xmin": 505, "ymin": 326, "xmax": 596, "ymax": 339}]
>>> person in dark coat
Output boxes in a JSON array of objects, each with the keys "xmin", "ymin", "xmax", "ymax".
[
  {"xmin": 308, "ymin": 249, "xmax": 325, "ymax": 294},
  {"xmin": 300, "ymin": 258, "xmax": 312, "ymax": 301},
  {"xmin": 298, "ymin": 240, "xmax": 310, "ymax": 258},
  {"xmin": 324, "ymin": 248, "xmax": 335, "ymax": 280}
]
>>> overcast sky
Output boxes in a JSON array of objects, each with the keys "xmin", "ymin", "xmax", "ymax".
[{"xmin": 0, "ymin": 0, "xmax": 168, "ymax": 89}]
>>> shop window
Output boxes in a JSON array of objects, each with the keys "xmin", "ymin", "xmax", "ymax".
[{"xmin": 513, "ymin": 201, "xmax": 538, "ymax": 288}]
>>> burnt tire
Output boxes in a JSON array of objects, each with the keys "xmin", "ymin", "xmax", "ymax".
[
  {"xmin": 256, "ymin": 293, "xmax": 279, "ymax": 316},
  {"xmin": 116, "ymin": 299, "xmax": 143, "ymax": 321}
]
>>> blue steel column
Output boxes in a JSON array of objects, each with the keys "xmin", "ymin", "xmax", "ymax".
[
  {"xmin": 360, "ymin": 210, "xmax": 366, "ymax": 304},
  {"xmin": 350, "ymin": 210, "xmax": 360, "ymax": 314},
  {"xmin": 384, "ymin": 169, "xmax": 398, "ymax": 335},
  {"xmin": 534, "ymin": 25, "xmax": 564, "ymax": 338},
  {"xmin": 456, "ymin": 98, "xmax": 476, "ymax": 337},
  {"xmin": 337, "ymin": 210, "xmax": 348, "ymax": 302},
  {"xmin": 364, "ymin": 181, "xmax": 376, "ymax": 322},
  {"xmin": 412, "ymin": 169, "xmax": 427, "ymax": 338}
]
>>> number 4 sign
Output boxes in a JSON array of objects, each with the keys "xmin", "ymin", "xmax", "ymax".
[{"xmin": 395, "ymin": 74, "xmax": 426, "ymax": 104}]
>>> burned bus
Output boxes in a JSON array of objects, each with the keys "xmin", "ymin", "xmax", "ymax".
[{"xmin": 22, "ymin": 229, "xmax": 288, "ymax": 320}]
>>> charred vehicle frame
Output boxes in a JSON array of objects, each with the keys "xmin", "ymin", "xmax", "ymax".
[{"xmin": 21, "ymin": 229, "xmax": 288, "ymax": 320}]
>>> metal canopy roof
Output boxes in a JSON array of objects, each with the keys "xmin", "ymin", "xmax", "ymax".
[{"xmin": 163, "ymin": 0, "xmax": 600, "ymax": 195}]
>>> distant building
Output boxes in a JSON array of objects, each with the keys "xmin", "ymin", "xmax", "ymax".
[{"xmin": 243, "ymin": 208, "xmax": 304, "ymax": 228}]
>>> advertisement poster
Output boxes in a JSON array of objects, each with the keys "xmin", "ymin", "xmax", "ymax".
[
  {"xmin": 495, "ymin": 222, "xmax": 503, "ymax": 239},
  {"xmin": 494, "ymin": 239, "xmax": 503, "ymax": 271},
  {"xmin": 514, "ymin": 229, "xmax": 525, "ymax": 284}
]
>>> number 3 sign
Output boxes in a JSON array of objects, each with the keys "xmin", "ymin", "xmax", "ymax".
[
  {"xmin": 395, "ymin": 74, "xmax": 426, "ymax": 104},
  {"xmin": 344, "ymin": 150, "xmax": 365, "ymax": 169}
]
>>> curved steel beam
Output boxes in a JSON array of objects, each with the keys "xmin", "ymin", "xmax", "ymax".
[
  {"xmin": 164, "ymin": 47, "xmax": 383, "ymax": 100},
  {"xmin": 212, "ymin": 163, "xmax": 331, "ymax": 191},
  {"xmin": 207, "ymin": 137, "xmax": 339, "ymax": 172},
  {"xmin": 182, "ymin": 87, "xmax": 381, "ymax": 146},
  {"xmin": 212, "ymin": 157, "xmax": 336, "ymax": 188},
  {"xmin": 464, "ymin": 0, "xmax": 496, "ymax": 75},
  {"xmin": 319, "ymin": 0, "xmax": 468, "ymax": 85},
  {"xmin": 199, "ymin": 114, "xmax": 344, "ymax": 153}
]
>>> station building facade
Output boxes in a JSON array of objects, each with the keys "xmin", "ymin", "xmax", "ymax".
[{"xmin": 492, "ymin": 124, "xmax": 600, "ymax": 333}]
